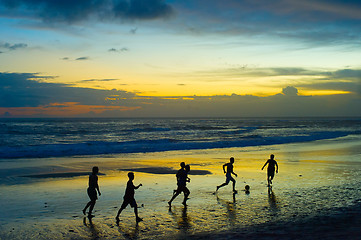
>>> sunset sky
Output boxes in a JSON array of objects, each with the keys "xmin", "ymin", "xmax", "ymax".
[{"xmin": 1, "ymin": 0, "xmax": 360, "ymax": 117}]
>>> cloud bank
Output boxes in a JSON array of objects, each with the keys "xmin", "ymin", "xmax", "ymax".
[
  {"xmin": 191, "ymin": 67, "xmax": 361, "ymax": 95},
  {"xmin": 1, "ymin": 72, "xmax": 360, "ymax": 117},
  {"xmin": 169, "ymin": 0, "xmax": 361, "ymax": 46}
]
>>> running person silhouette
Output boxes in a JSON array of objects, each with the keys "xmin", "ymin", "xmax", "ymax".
[
  {"xmin": 82, "ymin": 166, "xmax": 101, "ymax": 218},
  {"xmin": 261, "ymin": 154, "xmax": 278, "ymax": 186},
  {"xmin": 116, "ymin": 172, "xmax": 143, "ymax": 223},
  {"xmin": 168, "ymin": 162, "xmax": 190, "ymax": 206},
  {"xmin": 216, "ymin": 157, "xmax": 238, "ymax": 193}
]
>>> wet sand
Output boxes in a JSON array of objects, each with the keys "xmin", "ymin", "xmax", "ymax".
[{"xmin": 0, "ymin": 136, "xmax": 361, "ymax": 239}]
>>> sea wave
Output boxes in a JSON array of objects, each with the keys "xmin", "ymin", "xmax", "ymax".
[{"xmin": 0, "ymin": 130, "xmax": 351, "ymax": 159}]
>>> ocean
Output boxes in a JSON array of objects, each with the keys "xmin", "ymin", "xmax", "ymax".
[
  {"xmin": 1, "ymin": 117, "xmax": 361, "ymax": 239},
  {"xmin": 1, "ymin": 117, "xmax": 360, "ymax": 159}
]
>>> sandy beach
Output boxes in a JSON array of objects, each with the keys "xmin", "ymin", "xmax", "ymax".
[{"xmin": 0, "ymin": 135, "xmax": 361, "ymax": 239}]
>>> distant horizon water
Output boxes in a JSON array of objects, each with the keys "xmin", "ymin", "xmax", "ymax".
[{"xmin": 1, "ymin": 117, "xmax": 360, "ymax": 159}]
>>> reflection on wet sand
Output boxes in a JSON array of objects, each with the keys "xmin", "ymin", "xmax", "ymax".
[
  {"xmin": 169, "ymin": 205, "xmax": 191, "ymax": 234},
  {"xmin": 83, "ymin": 216, "xmax": 100, "ymax": 240},
  {"xmin": 216, "ymin": 193, "xmax": 237, "ymax": 227},
  {"xmin": 268, "ymin": 187, "xmax": 279, "ymax": 214},
  {"xmin": 116, "ymin": 221, "xmax": 140, "ymax": 239}
]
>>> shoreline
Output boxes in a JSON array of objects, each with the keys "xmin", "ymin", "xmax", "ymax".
[{"xmin": 1, "ymin": 134, "xmax": 360, "ymax": 181}]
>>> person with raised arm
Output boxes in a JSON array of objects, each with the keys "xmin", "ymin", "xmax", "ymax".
[{"xmin": 261, "ymin": 154, "xmax": 279, "ymax": 187}]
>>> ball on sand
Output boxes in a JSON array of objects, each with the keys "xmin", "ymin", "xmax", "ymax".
[{"xmin": 245, "ymin": 185, "xmax": 250, "ymax": 191}]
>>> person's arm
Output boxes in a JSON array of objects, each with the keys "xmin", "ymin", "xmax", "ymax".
[
  {"xmin": 232, "ymin": 170, "xmax": 238, "ymax": 177},
  {"xmin": 222, "ymin": 164, "xmax": 226, "ymax": 174},
  {"xmin": 261, "ymin": 160, "xmax": 268, "ymax": 170},
  {"xmin": 134, "ymin": 183, "xmax": 142, "ymax": 189},
  {"xmin": 176, "ymin": 169, "xmax": 182, "ymax": 180},
  {"xmin": 275, "ymin": 161, "xmax": 279, "ymax": 173},
  {"xmin": 95, "ymin": 177, "xmax": 101, "ymax": 196}
]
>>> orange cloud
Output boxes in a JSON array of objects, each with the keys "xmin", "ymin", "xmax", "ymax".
[{"xmin": 0, "ymin": 102, "xmax": 140, "ymax": 117}]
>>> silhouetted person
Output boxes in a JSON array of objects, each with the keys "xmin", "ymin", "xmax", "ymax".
[
  {"xmin": 82, "ymin": 166, "xmax": 101, "ymax": 217},
  {"xmin": 168, "ymin": 162, "xmax": 190, "ymax": 206},
  {"xmin": 261, "ymin": 154, "xmax": 278, "ymax": 186},
  {"xmin": 116, "ymin": 172, "xmax": 143, "ymax": 223},
  {"xmin": 172, "ymin": 162, "xmax": 186, "ymax": 195},
  {"xmin": 216, "ymin": 157, "xmax": 238, "ymax": 193}
]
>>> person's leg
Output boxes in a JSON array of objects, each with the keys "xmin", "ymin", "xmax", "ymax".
[
  {"xmin": 134, "ymin": 204, "xmax": 143, "ymax": 222},
  {"xmin": 268, "ymin": 171, "xmax": 274, "ymax": 185},
  {"xmin": 116, "ymin": 208, "xmax": 124, "ymax": 220},
  {"xmin": 84, "ymin": 188, "xmax": 96, "ymax": 215},
  {"xmin": 169, "ymin": 192, "xmax": 180, "ymax": 205},
  {"xmin": 182, "ymin": 188, "xmax": 190, "ymax": 205},
  {"xmin": 133, "ymin": 205, "xmax": 138, "ymax": 217},
  {"xmin": 135, "ymin": 208, "xmax": 142, "ymax": 222},
  {"xmin": 131, "ymin": 200, "xmax": 142, "ymax": 222},
  {"xmin": 83, "ymin": 201, "xmax": 91, "ymax": 214},
  {"xmin": 267, "ymin": 174, "xmax": 271, "ymax": 186},
  {"xmin": 217, "ymin": 177, "xmax": 230, "ymax": 191},
  {"xmin": 116, "ymin": 201, "xmax": 128, "ymax": 220},
  {"xmin": 217, "ymin": 182, "xmax": 228, "ymax": 189},
  {"xmin": 231, "ymin": 178, "xmax": 236, "ymax": 192},
  {"xmin": 88, "ymin": 200, "xmax": 96, "ymax": 216},
  {"xmin": 169, "ymin": 188, "xmax": 181, "ymax": 205}
]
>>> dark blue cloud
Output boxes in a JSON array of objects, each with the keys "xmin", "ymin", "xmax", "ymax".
[
  {"xmin": 171, "ymin": 0, "xmax": 361, "ymax": 45},
  {"xmin": 60, "ymin": 57, "xmax": 91, "ymax": 61},
  {"xmin": 75, "ymin": 57, "xmax": 90, "ymax": 61},
  {"xmin": 327, "ymin": 69, "xmax": 361, "ymax": 79},
  {"xmin": 0, "ymin": 0, "xmax": 174, "ymax": 23},
  {"xmin": 0, "ymin": 42, "xmax": 28, "ymax": 51},
  {"xmin": 108, "ymin": 47, "xmax": 128, "ymax": 52},
  {"xmin": 1, "ymin": 0, "xmax": 359, "ymax": 46},
  {"xmin": 0, "ymin": 72, "xmax": 134, "ymax": 107},
  {"xmin": 302, "ymin": 69, "xmax": 361, "ymax": 94},
  {"xmin": 113, "ymin": 0, "xmax": 173, "ymax": 20},
  {"xmin": 282, "ymin": 86, "xmax": 298, "ymax": 96}
]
